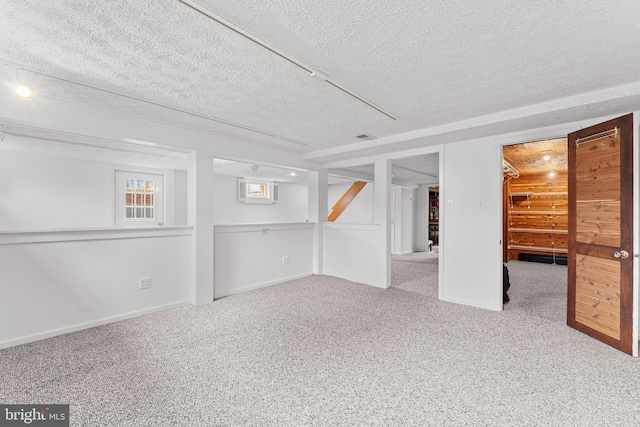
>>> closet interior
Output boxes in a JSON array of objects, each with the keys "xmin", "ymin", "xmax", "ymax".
[{"xmin": 503, "ymin": 138, "xmax": 568, "ymax": 264}]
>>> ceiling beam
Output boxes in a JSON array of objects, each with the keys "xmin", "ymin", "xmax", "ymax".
[{"xmin": 304, "ymin": 81, "xmax": 640, "ymax": 163}]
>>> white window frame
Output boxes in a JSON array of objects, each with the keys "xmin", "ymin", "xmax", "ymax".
[
  {"xmin": 115, "ymin": 171, "xmax": 164, "ymax": 227},
  {"xmin": 237, "ymin": 178, "xmax": 278, "ymax": 204}
]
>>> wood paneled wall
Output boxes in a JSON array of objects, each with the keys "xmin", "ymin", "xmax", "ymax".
[{"xmin": 505, "ymin": 172, "xmax": 568, "ymax": 261}]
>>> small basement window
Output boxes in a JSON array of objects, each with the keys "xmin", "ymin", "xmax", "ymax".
[
  {"xmin": 238, "ymin": 179, "xmax": 278, "ymax": 204},
  {"xmin": 115, "ymin": 171, "xmax": 164, "ymax": 227},
  {"xmin": 125, "ymin": 178, "xmax": 156, "ymax": 220}
]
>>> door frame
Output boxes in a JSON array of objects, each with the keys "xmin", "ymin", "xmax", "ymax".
[
  {"xmin": 391, "ymin": 186, "xmax": 402, "ymax": 254},
  {"xmin": 496, "ymin": 114, "xmax": 638, "ymax": 356},
  {"xmin": 633, "ymin": 113, "xmax": 640, "ymax": 357}
]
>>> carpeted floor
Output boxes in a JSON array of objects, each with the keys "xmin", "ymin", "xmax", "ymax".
[{"xmin": 1, "ymin": 257, "xmax": 639, "ymax": 426}]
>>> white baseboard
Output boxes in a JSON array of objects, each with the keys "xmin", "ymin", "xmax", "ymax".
[
  {"xmin": 440, "ymin": 295, "xmax": 502, "ymax": 312},
  {"xmin": 215, "ymin": 274, "xmax": 312, "ymax": 299},
  {"xmin": 0, "ymin": 300, "xmax": 191, "ymax": 350}
]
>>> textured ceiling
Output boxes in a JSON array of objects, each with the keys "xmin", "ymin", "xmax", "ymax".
[{"xmin": 1, "ymin": 0, "xmax": 640, "ymax": 162}]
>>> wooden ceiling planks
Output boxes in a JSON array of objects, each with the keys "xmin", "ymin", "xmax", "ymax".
[{"xmin": 503, "ymin": 138, "xmax": 568, "ymax": 176}]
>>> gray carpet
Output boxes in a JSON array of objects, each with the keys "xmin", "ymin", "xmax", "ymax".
[{"xmin": 2, "ymin": 258, "xmax": 640, "ymax": 426}]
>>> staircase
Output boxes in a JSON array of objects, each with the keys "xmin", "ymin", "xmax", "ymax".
[{"xmin": 328, "ymin": 181, "xmax": 367, "ymax": 222}]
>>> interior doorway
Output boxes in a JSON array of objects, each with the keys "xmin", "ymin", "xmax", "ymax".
[
  {"xmin": 502, "ymin": 137, "xmax": 569, "ymax": 307},
  {"xmin": 503, "ymin": 138, "xmax": 569, "ymax": 264},
  {"xmin": 389, "ymin": 153, "xmax": 441, "ymax": 295},
  {"xmin": 428, "ymin": 187, "xmax": 439, "ymax": 251}
]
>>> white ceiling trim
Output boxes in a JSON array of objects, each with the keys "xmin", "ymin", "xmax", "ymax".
[
  {"xmin": 305, "ymin": 81, "xmax": 640, "ymax": 162},
  {"xmin": 323, "ymin": 144, "xmax": 442, "ymax": 170},
  {"xmin": 327, "ymin": 168, "xmax": 374, "ymax": 183},
  {"xmin": 391, "ymin": 180, "xmax": 420, "ymax": 189},
  {"xmin": 0, "ymin": 61, "xmax": 312, "ymax": 151},
  {"xmin": 393, "ymin": 164, "xmax": 436, "ymax": 180},
  {"xmin": 0, "ymin": 121, "xmax": 189, "ymax": 158}
]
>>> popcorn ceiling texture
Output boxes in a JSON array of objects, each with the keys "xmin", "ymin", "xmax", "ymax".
[
  {"xmin": 1, "ymin": 258, "xmax": 640, "ymax": 426},
  {"xmin": 1, "ymin": 1, "xmax": 640, "ymax": 155}
]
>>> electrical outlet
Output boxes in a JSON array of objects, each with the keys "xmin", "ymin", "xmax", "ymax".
[
  {"xmin": 282, "ymin": 256, "xmax": 289, "ymax": 265},
  {"xmin": 139, "ymin": 276, "xmax": 152, "ymax": 289}
]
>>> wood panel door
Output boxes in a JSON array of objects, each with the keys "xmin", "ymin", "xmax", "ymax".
[{"xmin": 567, "ymin": 113, "xmax": 634, "ymax": 355}]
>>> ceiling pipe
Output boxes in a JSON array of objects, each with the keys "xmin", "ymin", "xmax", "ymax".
[{"xmin": 177, "ymin": 0, "xmax": 396, "ymax": 121}]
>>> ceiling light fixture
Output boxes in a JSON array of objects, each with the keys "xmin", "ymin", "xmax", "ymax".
[
  {"xmin": 13, "ymin": 83, "xmax": 36, "ymax": 100},
  {"xmin": 543, "ymin": 154, "xmax": 551, "ymax": 161},
  {"xmin": 177, "ymin": 0, "xmax": 396, "ymax": 121},
  {"xmin": 289, "ymin": 172, "xmax": 297, "ymax": 176},
  {"xmin": 548, "ymin": 171, "xmax": 557, "ymax": 178}
]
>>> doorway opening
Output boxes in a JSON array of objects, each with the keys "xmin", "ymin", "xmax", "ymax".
[
  {"xmin": 389, "ymin": 153, "xmax": 441, "ymax": 296},
  {"xmin": 428, "ymin": 187, "xmax": 439, "ymax": 252},
  {"xmin": 502, "ymin": 138, "xmax": 568, "ymax": 309}
]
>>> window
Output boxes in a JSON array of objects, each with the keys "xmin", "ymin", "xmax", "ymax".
[
  {"xmin": 125, "ymin": 178, "xmax": 156, "ymax": 220},
  {"xmin": 115, "ymin": 171, "xmax": 164, "ymax": 227},
  {"xmin": 237, "ymin": 179, "xmax": 278, "ymax": 204},
  {"xmin": 247, "ymin": 182, "xmax": 267, "ymax": 198}
]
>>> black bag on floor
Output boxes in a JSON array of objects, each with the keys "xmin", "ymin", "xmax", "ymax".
[{"xmin": 503, "ymin": 264, "xmax": 511, "ymax": 304}]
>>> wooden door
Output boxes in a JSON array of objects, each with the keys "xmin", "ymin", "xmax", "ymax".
[{"xmin": 567, "ymin": 113, "xmax": 634, "ymax": 355}]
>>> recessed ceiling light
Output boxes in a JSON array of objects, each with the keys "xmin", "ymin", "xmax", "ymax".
[
  {"xmin": 548, "ymin": 171, "xmax": 557, "ymax": 178},
  {"xmin": 543, "ymin": 155, "xmax": 551, "ymax": 161},
  {"xmin": 289, "ymin": 172, "xmax": 296, "ymax": 176},
  {"xmin": 13, "ymin": 83, "xmax": 36, "ymax": 100}
]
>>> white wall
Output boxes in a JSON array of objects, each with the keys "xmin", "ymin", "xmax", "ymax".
[
  {"xmin": 0, "ymin": 228, "xmax": 192, "ymax": 348},
  {"xmin": 323, "ymin": 223, "xmax": 387, "ymax": 287},
  {"xmin": 442, "ymin": 139, "xmax": 502, "ymax": 311},
  {"xmin": 214, "ymin": 222, "xmax": 313, "ymax": 297},
  {"xmin": 0, "ymin": 150, "xmax": 185, "ymax": 230},
  {"xmin": 323, "ymin": 160, "xmax": 391, "ymax": 289},
  {"xmin": 174, "ymin": 170, "xmax": 188, "ymax": 225},
  {"xmin": 327, "ymin": 182, "xmax": 373, "ymax": 223},
  {"xmin": 392, "ymin": 187, "xmax": 402, "ymax": 253},
  {"xmin": 213, "ymin": 174, "xmax": 308, "ymax": 224},
  {"xmin": 391, "ymin": 186, "xmax": 416, "ymax": 254},
  {"xmin": 401, "ymin": 187, "xmax": 416, "ymax": 254},
  {"xmin": 415, "ymin": 184, "xmax": 429, "ymax": 251},
  {"xmin": 0, "ymin": 145, "xmax": 192, "ymax": 349},
  {"xmin": 0, "ymin": 150, "xmax": 113, "ymax": 230}
]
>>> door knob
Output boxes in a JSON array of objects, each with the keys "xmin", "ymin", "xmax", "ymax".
[{"xmin": 614, "ymin": 250, "xmax": 629, "ymax": 259}]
